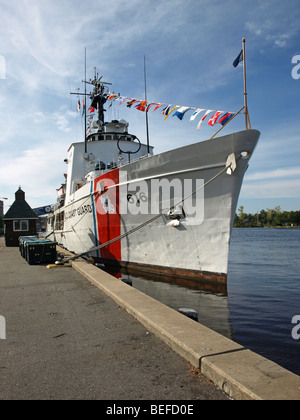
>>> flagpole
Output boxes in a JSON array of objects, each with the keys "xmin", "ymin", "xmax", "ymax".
[
  {"xmin": 84, "ymin": 47, "xmax": 87, "ymax": 153},
  {"xmin": 144, "ymin": 55, "xmax": 150, "ymax": 155},
  {"xmin": 242, "ymin": 38, "xmax": 251, "ymax": 130}
]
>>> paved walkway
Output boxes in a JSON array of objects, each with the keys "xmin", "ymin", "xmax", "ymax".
[{"xmin": 0, "ymin": 237, "xmax": 228, "ymax": 400}]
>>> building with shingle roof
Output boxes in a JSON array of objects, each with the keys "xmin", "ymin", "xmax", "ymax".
[{"xmin": 3, "ymin": 187, "xmax": 38, "ymax": 246}]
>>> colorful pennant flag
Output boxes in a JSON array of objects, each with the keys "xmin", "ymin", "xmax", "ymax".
[
  {"xmin": 146, "ymin": 102, "xmax": 160, "ymax": 112},
  {"xmin": 136, "ymin": 101, "xmax": 148, "ymax": 112},
  {"xmin": 218, "ymin": 112, "xmax": 234, "ymax": 125},
  {"xmin": 119, "ymin": 97, "xmax": 131, "ymax": 105},
  {"xmin": 164, "ymin": 106, "xmax": 180, "ymax": 120},
  {"xmin": 197, "ymin": 110, "xmax": 214, "ymax": 130},
  {"xmin": 190, "ymin": 109, "xmax": 205, "ymax": 121},
  {"xmin": 108, "ymin": 94, "xmax": 118, "ymax": 101},
  {"xmin": 173, "ymin": 106, "xmax": 191, "ymax": 120},
  {"xmin": 127, "ymin": 100, "xmax": 138, "ymax": 108},
  {"xmin": 153, "ymin": 103, "xmax": 163, "ymax": 111},
  {"xmin": 162, "ymin": 105, "xmax": 172, "ymax": 115},
  {"xmin": 208, "ymin": 111, "xmax": 224, "ymax": 126}
]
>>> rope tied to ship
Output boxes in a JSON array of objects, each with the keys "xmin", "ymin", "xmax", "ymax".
[{"xmin": 56, "ymin": 155, "xmax": 240, "ymax": 265}]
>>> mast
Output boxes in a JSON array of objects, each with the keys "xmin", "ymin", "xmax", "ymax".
[
  {"xmin": 242, "ymin": 38, "xmax": 251, "ymax": 130},
  {"xmin": 211, "ymin": 39, "xmax": 251, "ymax": 139},
  {"xmin": 70, "ymin": 48, "xmax": 91, "ymax": 151},
  {"xmin": 144, "ymin": 56, "xmax": 150, "ymax": 155},
  {"xmin": 89, "ymin": 71, "xmax": 112, "ymax": 130},
  {"xmin": 71, "ymin": 67, "xmax": 112, "ymax": 134},
  {"xmin": 84, "ymin": 48, "xmax": 87, "ymax": 153}
]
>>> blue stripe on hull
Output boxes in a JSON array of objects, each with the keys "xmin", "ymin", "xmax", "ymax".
[{"xmin": 90, "ymin": 181, "xmax": 100, "ymax": 258}]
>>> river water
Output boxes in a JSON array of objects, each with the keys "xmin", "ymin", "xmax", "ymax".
[
  {"xmin": 227, "ymin": 228, "xmax": 300, "ymax": 375},
  {"xmin": 115, "ymin": 228, "xmax": 300, "ymax": 376}
]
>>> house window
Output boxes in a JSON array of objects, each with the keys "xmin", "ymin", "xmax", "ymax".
[{"xmin": 13, "ymin": 220, "xmax": 29, "ymax": 232}]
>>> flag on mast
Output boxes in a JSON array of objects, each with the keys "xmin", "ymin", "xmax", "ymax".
[{"xmin": 233, "ymin": 50, "xmax": 243, "ymax": 68}]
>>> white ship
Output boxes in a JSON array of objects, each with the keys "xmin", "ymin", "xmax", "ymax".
[{"xmin": 46, "ymin": 67, "xmax": 260, "ymax": 285}]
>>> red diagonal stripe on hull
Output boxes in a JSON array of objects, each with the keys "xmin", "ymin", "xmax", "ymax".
[{"xmin": 94, "ymin": 168, "xmax": 121, "ymax": 261}]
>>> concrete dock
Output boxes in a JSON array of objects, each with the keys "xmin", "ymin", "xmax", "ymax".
[
  {"xmin": 0, "ymin": 237, "xmax": 227, "ymax": 400},
  {"xmin": 1, "ymin": 237, "xmax": 300, "ymax": 400}
]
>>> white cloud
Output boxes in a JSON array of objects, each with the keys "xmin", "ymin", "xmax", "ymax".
[
  {"xmin": 245, "ymin": 22, "xmax": 264, "ymax": 36},
  {"xmin": 274, "ymin": 35, "xmax": 290, "ymax": 48},
  {"xmin": 54, "ymin": 110, "xmax": 78, "ymax": 133},
  {"xmin": 0, "ymin": 140, "xmax": 68, "ymax": 205},
  {"xmin": 245, "ymin": 4, "xmax": 300, "ymax": 49},
  {"xmin": 243, "ymin": 166, "xmax": 300, "ymax": 200},
  {"xmin": 55, "ymin": 115, "xmax": 71, "ymax": 133},
  {"xmin": 246, "ymin": 167, "xmax": 300, "ymax": 181},
  {"xmin": 242, "ymin": 179, "xmax": 300, "ymax": 199}
]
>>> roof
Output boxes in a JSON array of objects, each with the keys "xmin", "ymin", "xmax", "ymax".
[{"xmin": 4, "ymin": 199, "xmax": 38, "ymax": 220}]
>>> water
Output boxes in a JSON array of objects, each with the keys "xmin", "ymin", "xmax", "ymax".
[
  {"xmin": 108, "ymin": 228, "xmax": 300, "ymax": 376},
  {"xmin": 227, "ymin": 228, "xmax": 300, "ymax": 375}
]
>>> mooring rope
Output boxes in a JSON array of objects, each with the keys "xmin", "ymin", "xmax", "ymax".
[{"xmin": 56, "ymin": 158, "xmax": 236, "ymax": 265}]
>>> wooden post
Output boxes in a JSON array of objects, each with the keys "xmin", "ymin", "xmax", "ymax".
[{"xmin": 210, "ymin": 106, "xmax": 245, "ymax": 140}]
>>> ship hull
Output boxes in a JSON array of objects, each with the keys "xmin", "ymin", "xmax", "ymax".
[{"xmin": 49, "ymin": 129, "xmax": 260, "ymax": 284}]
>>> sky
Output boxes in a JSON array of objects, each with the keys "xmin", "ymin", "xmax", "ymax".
[{"xmin": 0, "ymin": 0, "xmax": 299, "ymax": 215}]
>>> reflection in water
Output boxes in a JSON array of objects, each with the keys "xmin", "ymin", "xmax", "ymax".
[{"xmin": 102, "ymin": 267, "xmax": 232, "ymax": 339}]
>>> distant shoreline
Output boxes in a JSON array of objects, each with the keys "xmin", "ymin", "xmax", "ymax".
[{"xmin": 233, "ymin": 226, "xmax": 300, "ymax": 229}]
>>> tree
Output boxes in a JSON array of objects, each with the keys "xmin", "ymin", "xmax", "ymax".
[
  {"xmin": 259, "ymin": 209, "xmax": 267, "ymax": 226},
  {"xmin": 238, "ymin": 206, "xmax": 247, "ymax": 224},
  {"xmin": 233, "ymin": 206, "xmax": 300, "ymax": 228}
]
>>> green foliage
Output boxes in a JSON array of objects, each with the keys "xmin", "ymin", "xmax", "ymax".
[{"xmin": 234, "ymin": 206, "xmax": 300, "ymax": 228}]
